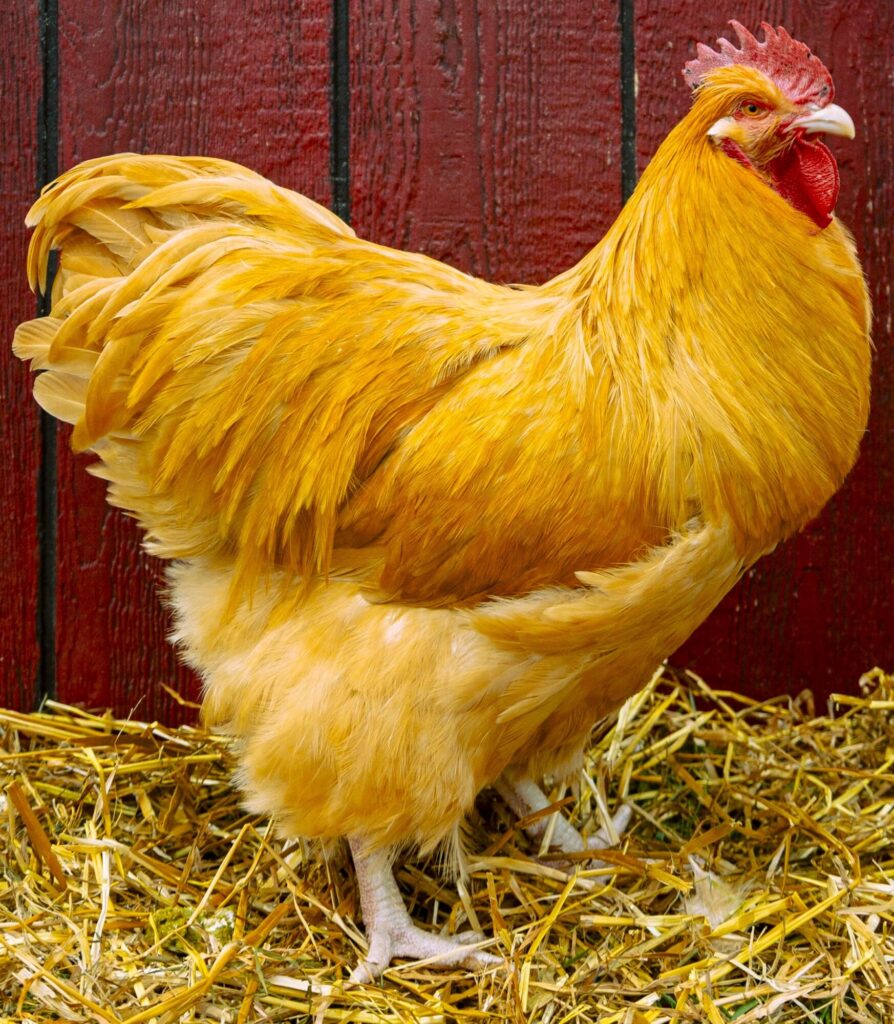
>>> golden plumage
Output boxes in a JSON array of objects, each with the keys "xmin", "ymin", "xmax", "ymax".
[{"xmin": 14, "ymin": 38, "xmax": 870, "ymax": 976}]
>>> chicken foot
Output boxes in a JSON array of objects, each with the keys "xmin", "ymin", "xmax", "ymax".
[
  {"xmin": 348, "ymin": 840, "xmax": 500, "ymax": 983},
  {"xmin": 495, "ymin": 775, "xmax": 632, "ymax": 863}
]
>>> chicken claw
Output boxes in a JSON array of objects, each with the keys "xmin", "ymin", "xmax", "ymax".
[
  {"xmin": 495, "ymin": 775, "xmax": 632, "ymax": 870},
  {"xmin": 348, "ymin": 840, "xmax": 501, "ymax": 982}
]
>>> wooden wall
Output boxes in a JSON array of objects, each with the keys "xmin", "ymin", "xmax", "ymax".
[{"xmin": 2, "ymin": 1, "xmax": 891, "ymax": 718}]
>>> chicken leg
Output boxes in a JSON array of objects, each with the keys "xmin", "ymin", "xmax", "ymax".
[
  {"xmin": 348, "ymin": 839, "xmax": 500, "ymax": 983},
  {"xmin": 495, "ymin": 775, "xmax": 632, "ymax": 860}
]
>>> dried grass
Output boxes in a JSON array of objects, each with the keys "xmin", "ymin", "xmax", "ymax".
[{"xmin": 2, "ymin": 667, "xmax": 892, "ymax": 1023}]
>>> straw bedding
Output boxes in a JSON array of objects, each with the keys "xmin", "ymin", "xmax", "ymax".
[{"xmin": 2, "ymin": 667, "xmax": 892, "ymax": 1023}]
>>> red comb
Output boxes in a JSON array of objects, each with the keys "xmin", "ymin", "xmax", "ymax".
[{"xmin": 683, "ymin": 21, "xmax": 834, "ymax": 106}]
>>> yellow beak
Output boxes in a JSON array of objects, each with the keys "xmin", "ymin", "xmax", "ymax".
[{"xmin": 787, "ymin": 103, "xmax": 856, "ymax": 140}]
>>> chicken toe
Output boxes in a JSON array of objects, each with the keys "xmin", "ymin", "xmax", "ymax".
[
  {"xmin": 585, "ymin": 803, "xmax": 634, "ymax": 853},
  {"xmin": 348, "ymin": 840, "xmax": 500, "ymax": 983},
  {"xmin": 495, "ymin": 775, "xmax": 631, "ymax": 870}
]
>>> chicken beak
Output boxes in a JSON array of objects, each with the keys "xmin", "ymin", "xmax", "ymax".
[{"xmin": 786, "ymin": 103, "xmax": 855, "ymax": 140}]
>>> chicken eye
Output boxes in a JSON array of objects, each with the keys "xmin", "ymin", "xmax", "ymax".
[{"xmin": 741, "ymin": 102, "xmax": 762, "ymax": 116}]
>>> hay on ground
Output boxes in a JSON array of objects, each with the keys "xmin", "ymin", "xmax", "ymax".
[{"xmin": 1, "ymin": 667, "xmax": 892, "ymax": 1022}]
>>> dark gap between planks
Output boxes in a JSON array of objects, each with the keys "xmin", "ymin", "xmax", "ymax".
[
  {"xmin": 36, "ymin": 0, "xmax": 59, "ymax": 706},
  {"xmin": 619, "ymin": 0, "xmax": 637, "ymax": 202}
]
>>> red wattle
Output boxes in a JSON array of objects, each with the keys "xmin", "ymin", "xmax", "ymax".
[{"xmin": 766, "ymin": 136, "xmax": 839, "ymax": 229}]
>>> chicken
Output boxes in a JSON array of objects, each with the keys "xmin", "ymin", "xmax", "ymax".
[{"xmin": 14, "ymin": 22, "xmax": 870, "ymax": 980}]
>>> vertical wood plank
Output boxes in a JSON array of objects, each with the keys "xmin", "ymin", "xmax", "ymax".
[
  {"xmin": 350, "ymin": 0, "xmax": 622, "ymax": 281},
  {"xmin": 0, "ymin": 3, "xmax": 41, "ymax": 709},
  {"xmin": 53, "ymin": 0, "xmax": 331, "ymax": 718},
  {"xmin": 635, "ymin": 3, "xmax": 894, "ymax": 699}
]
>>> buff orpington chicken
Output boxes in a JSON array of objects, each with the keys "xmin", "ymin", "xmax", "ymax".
[{"xmin": 14, "ymin": 22, "xmax": 870, "ymax": 979}]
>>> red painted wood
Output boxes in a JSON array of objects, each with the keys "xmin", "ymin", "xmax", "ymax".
[
  {"xmin": 53, "ymin": 0, "xmax": 331, "ymax": 719},
  {"xmin": 0, "ymin": 4, "xmax": 41, "ymax": 709},
  {"xmin": 350, "ymin": 0, "xmax": 622, "ymax": 280},
  {"xmin": 635, "ymin": 3, "xmax": 894, "ymax": 701},
  {"xmin": 6, "ymin": 4, "xmax": 891, "ymax": 716}
]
